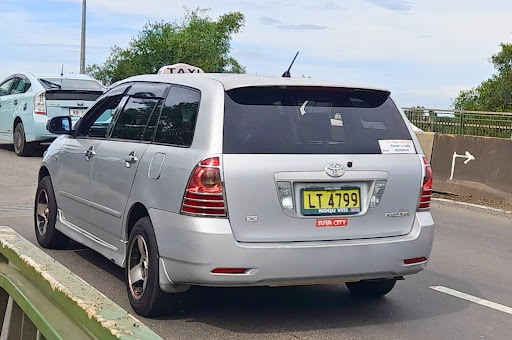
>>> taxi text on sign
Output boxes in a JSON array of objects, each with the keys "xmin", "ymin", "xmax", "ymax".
[{"xmin": 157, "ymin": 63, "xmax": 205, "ymax": 75}]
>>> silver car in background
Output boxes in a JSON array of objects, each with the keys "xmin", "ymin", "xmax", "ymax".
[
  {"xmin": 35, "ymin": 73, "xmax": 434, "ymax": 317},
  {"xmin": 0, "ymin": 73, "xmax": 105, "ymax": 156}
]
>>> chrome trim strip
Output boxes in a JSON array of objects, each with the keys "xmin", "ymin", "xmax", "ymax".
[
  {"xmin": 60, "ymin": 191, "xmax": 121, "ymax": 218},
  {"xmin": 91, "ymin": 202, "xmax": 122, "ymax": 218},
  {"xmin": 60, "ymin": 191, "xmax": 92, "ymax": 207}
]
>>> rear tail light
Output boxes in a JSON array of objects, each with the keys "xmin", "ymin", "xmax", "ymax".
[
  {"xmin": 277, "ymin": 181, "xmax": 295, "ymax": 210},
  {"xmin": 181, "ymin": 157, "xmax": 227, "ymax": 217},
  {"xmin": 369, "ymin": 180, "xmax": 387, "ymax": 208},
  {"xmin": 418, "ymin": 156, "xmax": 433, "ymax": 211},
  {"xmin": 34, "ymin": 91, "xmax": 46, "ymax": 115}
]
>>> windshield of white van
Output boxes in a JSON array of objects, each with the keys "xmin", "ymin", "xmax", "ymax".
[{"xmin": 223, "ymin": 86, "xmax": 414, "ymax": 154}]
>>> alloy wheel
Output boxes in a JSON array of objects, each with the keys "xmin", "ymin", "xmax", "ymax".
[
  {"xmin": 36, "ymin": 189, "xmax": 50, "ymax": 236},
  {"xmin": 14, "ymin": 124, "xmax": 23, "ymax": 154},
  {"xmin": 128, "ymin": 235, "xmax": 150, "ymax": 300}
]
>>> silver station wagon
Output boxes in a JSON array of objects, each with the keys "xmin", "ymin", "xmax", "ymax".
[{"xmin": 35, "ymin": 71, "xmax": 434, "ymax": 317}]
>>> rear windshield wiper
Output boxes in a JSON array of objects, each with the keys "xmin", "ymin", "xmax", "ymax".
[{"xmin": 39, "ymin": 79, "xmax": 62, "ymax": 90}]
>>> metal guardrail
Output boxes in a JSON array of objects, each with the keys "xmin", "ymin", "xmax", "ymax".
[
  {"xmin": 0, "ymin": 226, "xmax": 162, "ymax": 339},
  {"xmin": 403, "ymin": 108, "xmax": 512, "ymax": 139}
]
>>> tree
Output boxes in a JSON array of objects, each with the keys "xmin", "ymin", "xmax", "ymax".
[
  {"xmin": 453, "ymin": 42, "xmax": 512, "ymax": 112},
  {"xmin": 87, "ymin": 8, "xmax": 246, "ymax": 85}
]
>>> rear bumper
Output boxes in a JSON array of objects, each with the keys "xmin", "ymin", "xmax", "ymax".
[
  {"xmin": 150, "ymin": 209, "xmax": 434, "ymax": 292},
  {"xmin": 26, "ymin": 114, "xmax": 55, "ymax": 142},
  {"xmin": 26, "ymin": 115, "xmax": 78, "ymax": 143}
]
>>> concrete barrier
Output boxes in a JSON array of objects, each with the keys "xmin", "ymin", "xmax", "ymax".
[
  {"xmin": 415, "ymin": 132, "xmax": 435, "ymax": 161},
  {"xmin": 0, "ymin": 227, "xmax": 162, "ymax": 339},
  {"xmin": 429, "ymin": 134, "xmax": 512, "ymax": 201}
]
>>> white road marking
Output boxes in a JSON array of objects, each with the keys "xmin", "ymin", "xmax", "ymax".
[
  {"xmin": 432, "ymin": 198, "xmax": 512, "ymax": 215},
  {"xmin": 430, "ymin": 286, "xmax": 512, "ymax": 315}
]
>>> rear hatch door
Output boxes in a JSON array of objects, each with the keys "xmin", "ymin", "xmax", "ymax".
[
  {"xmin": 221, "ymin": 86, "xmax": 423, "ymax": 243},
  {"xmin": 39, "ymin": 77, "xmax": 104, "ymax": 119}
]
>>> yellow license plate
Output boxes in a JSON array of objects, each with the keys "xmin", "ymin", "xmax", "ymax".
[{"xmin": 302, "ymin": 187, "xmax": 361, "ymax": 216}]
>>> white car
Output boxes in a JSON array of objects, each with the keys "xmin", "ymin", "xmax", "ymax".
[{"xmin": 0, "ymin": 73, "xmax": 105, "ymax": 156}]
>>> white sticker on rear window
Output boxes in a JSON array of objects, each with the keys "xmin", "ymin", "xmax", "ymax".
[{"xmin": 378, "ymin": 140, "xmax": 415, "ymax": 154}]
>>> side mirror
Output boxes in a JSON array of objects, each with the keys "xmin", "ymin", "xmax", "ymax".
[{"xmin": 47, "ymin": 116, "xmax": 73, "ymax": 135}]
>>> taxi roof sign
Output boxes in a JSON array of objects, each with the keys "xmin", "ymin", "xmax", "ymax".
[{"xmin": 157, "ymin": 63, "xmax": 204, "ymax": 75}]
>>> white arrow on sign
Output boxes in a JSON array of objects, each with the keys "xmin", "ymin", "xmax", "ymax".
[{"xmin": 449, "ymin": 151, "xmax": 475, "ymax": 181}]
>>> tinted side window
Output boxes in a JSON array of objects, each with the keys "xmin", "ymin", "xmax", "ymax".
[
  {"xmin": 85, "ymin": 95, "xmax": 126, "ymax": 138},
  {"xmin": 10, "ymin": 78, "xmax": 21, "ymax": 94},
  {"xmin": 128, "ymin": 82, "xmax": 168, "ymax": 98},
  {"xmin": 154, "ymin": 86, "xmax": 200, "ymax": 146},
  {"xmin": 11, "ymin": 78, "xmax": 29, "ymax": 94},
  {"xmin": 24, "ymin": 80, "xmax": 31, "ymax": 93},
  {"xmin": 111, "ymin": 97, "xmax": 161, "ymax": 141},
  {"xmin": 0, "ymin": 78, "xmax": 14, "ymax": 96}
]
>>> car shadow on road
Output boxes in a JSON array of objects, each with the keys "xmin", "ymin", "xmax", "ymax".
[
  {"xmin": 73, "ymin": 246, "xmax": 126, "ymax": 282},
  {"xmin": 70, "ymin": 243, "xmax": 474, "ymax": 335},
  {"xmin": 149, "ymin": 272, "xmax": 471, "ymax": 334},
  {"xmin": 0, "ymin": 143, "xmax": 46, "ymax": 157}
]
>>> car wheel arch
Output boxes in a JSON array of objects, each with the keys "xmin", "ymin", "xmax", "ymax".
[
  {"xmin": 126, "ymin": 202, "xmax": 151, "ymax": 241},
  {"xmin": 13, "ymin": 116, "xmax": 22, "ymax": 132},
  {"xmin": 38, "ymin": 166, "xmax": 51, "ymax": 182}
]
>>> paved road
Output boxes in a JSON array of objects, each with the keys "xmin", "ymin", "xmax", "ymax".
[{"xmin": 1, "ymin": 142, "xmax": 512, "ymax": 339}]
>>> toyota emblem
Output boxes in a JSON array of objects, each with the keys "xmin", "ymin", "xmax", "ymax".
[
  {"xmin": 325, "ymin": 163, "xmax": 345, "ymax": 178},
  {"xmin": 77, "ymin": 101, "xmax": 85, "ymax": 106}
]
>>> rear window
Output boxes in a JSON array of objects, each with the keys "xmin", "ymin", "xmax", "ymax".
[
  {"xmin": 223, "ymin": 86, "xmax": 413, "ymax": 154},
  {"xmin": 38, "ymin": 78, "xmax": 105, "ymax": 91}
]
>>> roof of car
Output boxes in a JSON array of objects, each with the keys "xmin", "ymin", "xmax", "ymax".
[
  {"xmin": 32, "ymin": 73, "xmax": 100, "ymax": 81},
  {"xmin": 118, "ymin": 73, "xmax": 390, "ymax": 92}
]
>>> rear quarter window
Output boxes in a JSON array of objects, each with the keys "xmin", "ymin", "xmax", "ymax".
[
  {"xmin": 153, "ymin": 86, "xmax": 200, "ymax": 147},
  {"xmin": 223, "ymin": 86, "xmax": 413, "ymax": 154}
]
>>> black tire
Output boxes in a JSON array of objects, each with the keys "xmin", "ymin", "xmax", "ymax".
[
  {"xmin": 13, "ymin": 121, "xmax": 34, "ymax": 157},
  {"xmin": 34, "ymin": 176, "xmax": 69, "ymax": 249},
  {"xmin": 126, "ymin": 217, "xmax": 167, "ymax": 317},
  {"xmin": 346, "ymin": 279, "xmax": 396, "ymax": 299}
]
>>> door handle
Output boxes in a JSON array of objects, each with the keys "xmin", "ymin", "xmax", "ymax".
[
  {"xmin": 13, "ymin": 99, "xmax": 18, "ymax": 106},
  {"xmin": 84, "ymin": 146, "xmax": 96, "ymax": 161},
  {"xmin": 23, "ymin": 103, "xmax": 28, "ymax": 111},
  {"xmin": 124, "ymin": 152, "xmax": 138, "ymax": 168}
]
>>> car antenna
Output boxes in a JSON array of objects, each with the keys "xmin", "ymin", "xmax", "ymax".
[
  {"xmin": 60, "ymin": 64, "xmax": 64, "ymax": 86},
  {"xmin": 282, "ymin": 51, "xmax": 299, "ymax": 78}
]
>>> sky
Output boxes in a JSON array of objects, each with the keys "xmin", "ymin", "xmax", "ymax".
[{"xmin": 1, "ymin": 0, "xmax": 512, "ymax": 108}]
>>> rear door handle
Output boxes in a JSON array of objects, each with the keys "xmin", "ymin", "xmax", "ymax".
[
  {"xmin": 23, "ymin": 103, "xmax": 28, "ymax": 111},
  {"xmin": 124, "ymin": 152, "xmax": 138, "ymax": 168},
  {"xmin": 84, "ymin": 147, "xmax": 96, "ymax": 161}
]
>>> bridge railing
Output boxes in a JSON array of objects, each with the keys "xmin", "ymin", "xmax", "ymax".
[
  {"xmin": 0, "ymin": 226, "xmax": 162, "ymax": 340},
  {"xmin": 403, "ymin": 107, "xmax": 512, "ymax": 139}
]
